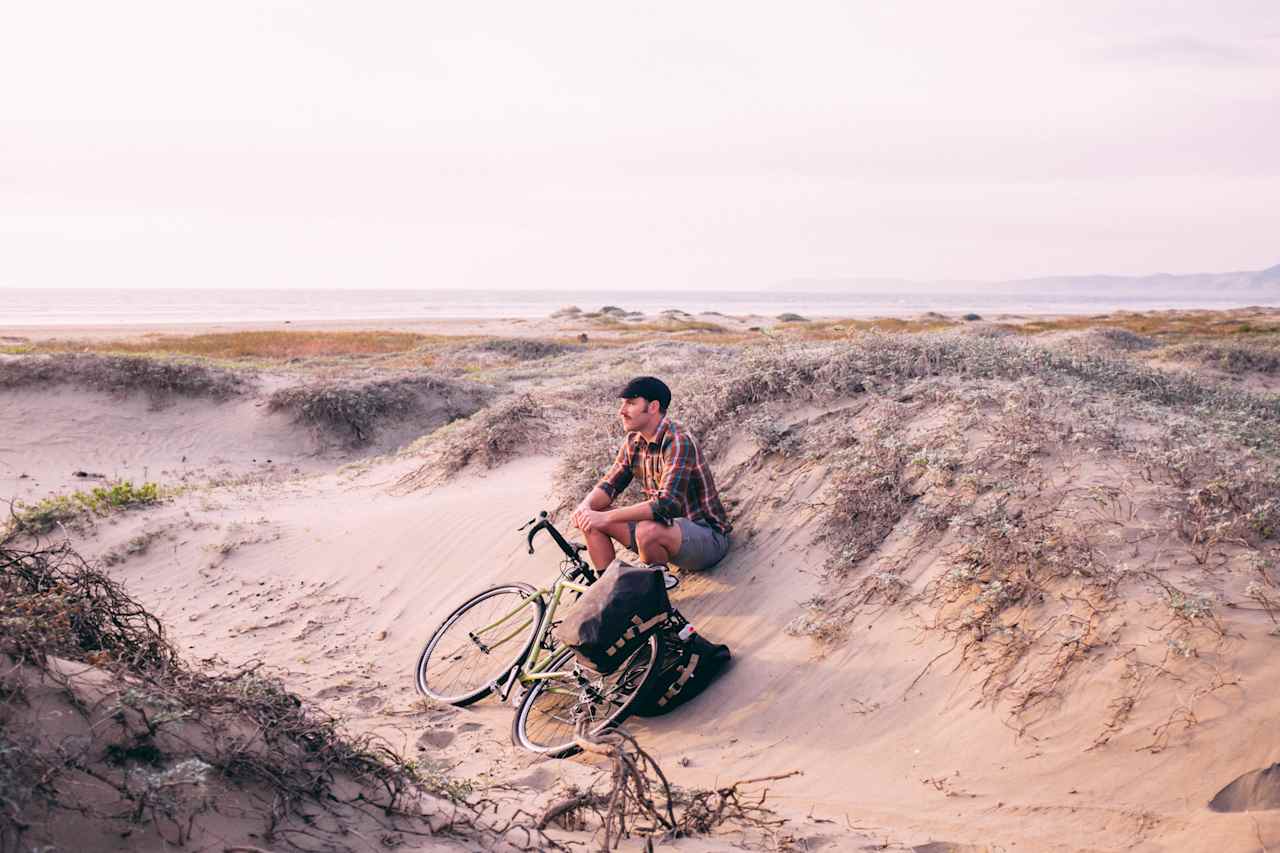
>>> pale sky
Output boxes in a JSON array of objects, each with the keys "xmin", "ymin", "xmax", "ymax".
[{"xmin": 3, "ymin": 1, "xmax": 1279, "ymax": 290}]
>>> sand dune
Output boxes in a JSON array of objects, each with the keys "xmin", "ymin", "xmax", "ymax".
[{"xmin": 9, "ymin": 322, "xmax": 1280, "ymax": 851}]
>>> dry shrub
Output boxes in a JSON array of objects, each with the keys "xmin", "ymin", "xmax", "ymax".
[
  {"xmin": 0, "ymin": 539, "xmax": 178, "ymax": 672},
  {"xmin": 740, "ymin": 405, "xmax": 804, "ymax": 456},
  {"xmin": 1085, "ymin": 327, "xmax": 1160, "ymax": 351},
  {"xmin": 1047, "ymin": 327, "xmax": 1160, "ymax": 354},
  {"xmin": 823, "ymin": 332, "xmax": 1280, "ymax": 449},
  {"xmin": 1161, "ymin": 340, "xmax": 1280, "ymax": 374},
  {"xmin": 474, "ymin": 337, "xmax": 576, "ymax": 360},
  {"xmin": 949, "ymin": 322, "xmax": 1017, "ymax": 339},
  {"xmin": 552, "ymin": 420, "xmax": 623, "ymax": 515},
  {"xmin": 0, "ymin": 353, "xmax": 249, "ymax": 405},
  {"xmin": 675, "ymin": 343, "xmax": 853, "ymax": 455},
  {"xmin": 552, "ymin": 400, "xmax": 627, "ymax": 513},
  {"xmin": 398, "ymin": 394, "xmax": 550, "ymax": 491},
  {"xmin": 822, "ymin": 426, "xmax": 921, "ymax": 577},
  {"xmin": 268, "ymin": 375, "xmax": 480, "ymax": 445},
  {"xmin": 924, "ymin": 501, "xmax": 1105, "ymax": 704},
  {"xmin": 1135, "ymin": 429, "xmax": 1280, "ymax": 562},
  {"xmin": 586, "ymin": 317, "xmax": 726, "ymax": 333}
]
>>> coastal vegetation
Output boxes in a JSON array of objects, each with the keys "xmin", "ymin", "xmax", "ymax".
[
  {"xmin": 0, "ymin": 353, "xmax": 249, "ymax": 403},
  {"xmin": 266, "ymin": 375, "xmax": 486, "ymax": 445},
  {"xmin": 7, "ymin": 308, "xmax": 1280, "ymax": 368},
  {"xmin": 6, "ymin": 481, "xmax": 163, "ymax": 536},
  {"xmin": 8, "ymin": 306, "xmax": 1280, "ymax": 847},
  {"xmin": 2, "ymin": 329, "xmax": 441, "ymax": 359}
]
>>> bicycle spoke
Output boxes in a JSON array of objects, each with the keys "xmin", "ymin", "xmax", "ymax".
[
  {"xmin": 419, "ymin": 586, "xmax": 542, "ymax": 704},
  {"xmin": 515, "ymin": 636, "xmax": 660, "ymax": 754}
]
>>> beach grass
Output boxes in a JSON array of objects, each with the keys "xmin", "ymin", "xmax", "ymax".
[
  {"xmin": 5, "ymin": 310, "xmax": 1277, "ymax": 369},
  {"xmin": 584, "ymin": 317, "xmax": 729, "ymax": 334},
  {"xmin": 7, "ymin": 480, "xmax": 163, "ymax": 536},
  {"xmin": 1015, "ymin": 310, "xmax": 1280, "ymax": 338},
  {"xmin": 12, "ymin": 330, "xmax": 447, "ymax": 359},
  {"xmin": 0, "ymin": 353, "xmax": 251, "ymax": 401}
]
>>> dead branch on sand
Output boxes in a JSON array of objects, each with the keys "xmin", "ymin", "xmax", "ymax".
[{"xmin": 538, "ymin": 726, "xmax": 799, "ymax": 851}]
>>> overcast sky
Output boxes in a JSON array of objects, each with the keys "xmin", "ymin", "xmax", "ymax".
[{"xmin": 3, "ymin": 1, "xmax": 1279, "ymax": 291}]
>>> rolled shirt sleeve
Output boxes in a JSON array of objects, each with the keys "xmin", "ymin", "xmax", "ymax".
[
  {"xmin": 596, "ymin": 437, "xmax": 634, "ymax": 499},
  {"xmin": 648, "ymin": 432, "xmax": 691, "ymax": 523}
]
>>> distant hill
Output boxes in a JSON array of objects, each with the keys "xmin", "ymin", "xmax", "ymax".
[{"xmin": 780, "ymin": 262, "xmax": 1280, "ymax": 296}]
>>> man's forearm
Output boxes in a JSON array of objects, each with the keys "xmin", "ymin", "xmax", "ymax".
[
  {"xmin": 604, "ymin": 502, "xmax": 654, "ymax": 524},
  {"xmin": 581, "ymin": 486, "xmax": 613, "ymax": 512}
]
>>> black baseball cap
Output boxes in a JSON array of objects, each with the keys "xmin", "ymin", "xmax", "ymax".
[{"xmin": 619, "ymin": 376, "xmax": 671, "ymax": 412}]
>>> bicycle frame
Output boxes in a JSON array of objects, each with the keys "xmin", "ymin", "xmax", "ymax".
[
  {"xmin": 516, "ymin": 576, "xmax": 591, "ymax": 685},
  {"xmin": 471, "ymin": 512, "xmax": 599, "ymax": 700}
]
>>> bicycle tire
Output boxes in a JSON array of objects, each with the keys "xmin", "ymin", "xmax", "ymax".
[
  {"xmin": 415, "ymin": 583, "xmax": 544, "ymax": 706},
  {"xmin": 511, "ymin": 634, "xmax": 662, "ymax": 757}
]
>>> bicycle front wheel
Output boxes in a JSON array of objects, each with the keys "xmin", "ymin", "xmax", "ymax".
[
  {"xmin": 511, "ymin": 635, "xmax": 662, "ymax": 757},
  {"xmin": 415, "ymin": 583, "xmax": 544, "ymax": 706}
]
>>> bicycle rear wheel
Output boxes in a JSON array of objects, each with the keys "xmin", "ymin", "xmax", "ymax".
[
  {"xmin": 511, "ymin": 635, "xmax": 662, "ymax": 757},
  {"xmin": 415, "ymin": 583, "xmax": 544, "ymax": 706}
]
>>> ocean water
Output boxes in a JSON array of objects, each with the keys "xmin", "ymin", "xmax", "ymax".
[{"xmin": 0, "ymin": 287, "xmax": 1270, "ymax": 327}]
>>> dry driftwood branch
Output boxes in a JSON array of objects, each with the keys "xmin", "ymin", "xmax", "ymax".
[{"xmin": 539, "ymin": 724, "xmax": 800, "ymax": 851}]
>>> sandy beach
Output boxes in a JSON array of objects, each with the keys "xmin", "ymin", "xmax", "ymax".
[{"xmin": 7, "ymin": 305, "xmax": 1280, "ymax": 851}]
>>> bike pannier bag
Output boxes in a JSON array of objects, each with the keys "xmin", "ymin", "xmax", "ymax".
[
  {"xmin": 553, "ymin": 560, "xmax": 671, "ymax": 674},
  {"xmin": 634, "ymin": 627, "xmax": 731, "ymax": 717}
]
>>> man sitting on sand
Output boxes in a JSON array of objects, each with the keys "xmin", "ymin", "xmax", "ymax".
[{"xmin": 571, "ymin": 376, "xmax": 731, "ymax": 586}]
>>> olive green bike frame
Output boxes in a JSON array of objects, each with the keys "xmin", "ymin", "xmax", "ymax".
[{"xmin": 474, "ymin": 573, "xmax": 592, "ymax": 696}]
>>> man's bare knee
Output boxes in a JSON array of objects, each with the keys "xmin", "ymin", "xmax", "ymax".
[
  {"xmin": 635, "ymin": 521, "xmax": 676, "ymax": 562},
  {"xmin": 635, "ymin": 521, "xmax": 662, "ymax": 548}
]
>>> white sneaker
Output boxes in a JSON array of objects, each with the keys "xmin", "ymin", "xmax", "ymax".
[{"xmin": 642, "ymin": 562, "xmax": 679, "ymax": 590}]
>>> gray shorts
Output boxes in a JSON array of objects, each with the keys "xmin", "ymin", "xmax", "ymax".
[{"xmin": 627, "ymin": 518, "xmax": 730, "ymax": 573}]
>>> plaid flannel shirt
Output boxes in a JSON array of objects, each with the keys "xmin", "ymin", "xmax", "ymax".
[{"xmin": 596, "ymin": 417, "xmax": 731, "ymax": 534}]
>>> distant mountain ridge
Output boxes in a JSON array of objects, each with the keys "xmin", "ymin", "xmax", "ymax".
[{"xmin": 780, "ymin": 262, "xmax": 1280, "ymax": 294}]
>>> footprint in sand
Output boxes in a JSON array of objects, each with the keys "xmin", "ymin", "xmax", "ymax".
[
  {"xmin": 506, "ymin": 767, "xmax": 555, "ymax": 791},
  {"xmin": 314, "ymin": 684, "xmax": 355, "ymax": 699},
  {"xmin": 416, "ymin": 729, "xmax": 456, "ymax": 749},
  {"xmin": 1210, "ymin": 762, "xmax": 1280, "ymax": 812},
  {"xmin": 355, "ymin": 694, "xmax": 384, "ymax": 712}
]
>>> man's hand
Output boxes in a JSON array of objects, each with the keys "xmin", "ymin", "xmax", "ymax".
[{"xmin": 572, "ymin": 505, "xmax": 609, "ymax": 534}]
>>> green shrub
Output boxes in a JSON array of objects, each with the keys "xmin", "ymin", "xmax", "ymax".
[{"xmin": 8, "ymin": 481, "xmax": 163, "ymax": 536}]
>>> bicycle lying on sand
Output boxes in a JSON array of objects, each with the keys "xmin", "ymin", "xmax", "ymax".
[{"xmin": 414, "ymin": 512, "xmax": 664, "ymax": 757}]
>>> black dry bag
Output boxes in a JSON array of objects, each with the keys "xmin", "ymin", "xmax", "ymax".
[
  {"xmin": 553, "ymin": 560, "xmax": 671, "ymax": 674},
  {"xmin": 634, "ymin": 623, "xmax": 731, "ymax": 717}
]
